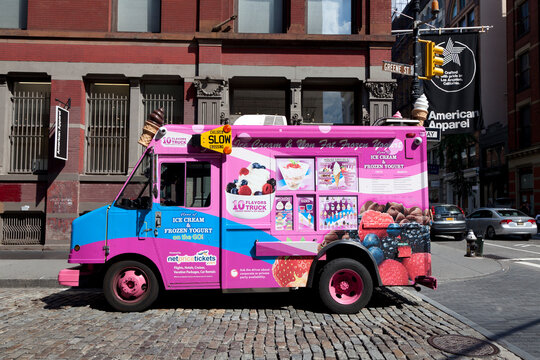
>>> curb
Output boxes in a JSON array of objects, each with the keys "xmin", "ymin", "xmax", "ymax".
[
  {"xmin": 0, "ymin": 279, "xmax": 62, "ymax": 288},
  {"xmin": 407, "ymin": 289, "xmax": 537, "ymax": 360}
]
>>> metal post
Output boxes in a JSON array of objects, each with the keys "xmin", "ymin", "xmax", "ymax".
[{"xmin": 412, "ymin": 0, "xmax": 421, "ymax": 101}]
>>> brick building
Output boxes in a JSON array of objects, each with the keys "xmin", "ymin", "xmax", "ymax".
[
  {"xmin": 506, "ymin": 0, "xmax": 539, "ymax": 215},
  {"xmin": 0, "ymin": 0, "xmax": 395, "ymax": 248}
]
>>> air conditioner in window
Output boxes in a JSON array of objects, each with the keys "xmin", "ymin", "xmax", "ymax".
[
  {"xmin": 232, "ymin": 115, "xmax": 287, "ymax": 126},
  {"xmin": 32, "ymin": 159, "xmax": 47, "ymax": 173}
]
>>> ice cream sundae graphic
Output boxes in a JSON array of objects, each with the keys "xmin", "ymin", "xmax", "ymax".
[
  {"xmin": 226, "ymin": 162, "xmax": 276, "ymax": 219},
  {"xmin": 279, "ymin": 160, "xmax": 310, "ymax": 190}
]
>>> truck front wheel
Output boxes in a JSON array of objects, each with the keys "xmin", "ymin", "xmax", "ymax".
[
  {"xmin": 104, "ymin": 260, "xmax": 159, "ymax": 312},
  {"xmin": 318, "ymin": 258, "xmax": 373, "ymax": 314}
]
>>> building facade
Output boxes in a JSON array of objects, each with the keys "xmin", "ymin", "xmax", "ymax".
[
  {"xmin": 0, "ymin": 0, "xmax": 395, "ymax": 248},
  {"xmin": 506, "ymin": 0, "xmax": 539, "ymax": 216}
]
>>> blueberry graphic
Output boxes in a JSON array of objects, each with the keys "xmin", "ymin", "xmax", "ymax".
[
  {"xmin": 254, "ymin": 191, "xmax": 262, "ymax": 195},
  {"xmin": 401, "ymin": 223, "xmax": 431, "ymax": 253},
  {"xmin": 226, "ymin": 182, "xmax": 237, "ymax": 192},
  {"xmin": 362, "ymin": 233, "xmax": 380, "ymax": 248},
  {"xmin": 230, "ymin": 188, "xmax": 239, "ymax": 194},
  {"xmin": 233, "ymin": 179, "xmax": 238, "ymax": 184},
  {"xmin": 387, "ymin": 223, "xmax": 401, "ymax": 237},
  {"xmin": 252, "ymin": 162, "xmax": 261, "ymax": 169},
  {"xmin": 369, "ymin": 247, "xmax": 384, "ymax": 265},
  {"xmin": 381, "ymin": 236, "xmax": 398, "ymax": 260},
  {"xmin": 267, "ymin": 179, "xmax": 276, "ymax": 187},
  {"xmin": 241, "ymin": 180, "xmax": 248, "ymax": 186}
]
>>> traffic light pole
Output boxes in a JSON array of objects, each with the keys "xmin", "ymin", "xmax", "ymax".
[{"xmin": 412, "ymin": 0, "xmax": 422, "ymax": 102}]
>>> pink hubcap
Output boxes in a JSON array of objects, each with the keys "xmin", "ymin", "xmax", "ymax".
[
  {"xmin": 115, "ymin": 269, "xmax": 148, "ymax": 301},
  {"xmin": 329, "ymin": 269, "xmax": 363, "ymax": 305}
]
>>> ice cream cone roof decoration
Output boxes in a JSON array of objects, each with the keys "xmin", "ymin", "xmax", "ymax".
[
  {"xmin": 148, "ymin": 107, "xmax": 165, "ymax": 126},
  {"xmin": 392, "ymin": 111, "xmax": 402, "ymax": 118},
  {"xmin": 413, "ymin": 94, "xmax": 429, "ymax": 113}
]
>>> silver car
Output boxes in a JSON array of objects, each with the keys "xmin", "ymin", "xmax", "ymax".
[{"xmin": 466, "ymin": 208, "xmax": 537, "ymax": 240}]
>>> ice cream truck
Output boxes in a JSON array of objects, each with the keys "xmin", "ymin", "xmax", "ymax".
[{"xmin": 59, "ymin": 115, "xmax": 436, "ymax": 313}]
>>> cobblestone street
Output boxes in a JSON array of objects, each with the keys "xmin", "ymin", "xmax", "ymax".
[{"xmin": 0, "ymin": 287, "xmax": 519, "ymax": 359}]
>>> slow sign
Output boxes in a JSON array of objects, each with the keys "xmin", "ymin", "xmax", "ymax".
[{"xmin": 200, "ymin": 125, "xmax": 232, "ymax": 154}]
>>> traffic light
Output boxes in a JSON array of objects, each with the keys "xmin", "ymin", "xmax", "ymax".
[{"xmin": 419, "ymin": 39, "xmax": 445, "ymax": 80}]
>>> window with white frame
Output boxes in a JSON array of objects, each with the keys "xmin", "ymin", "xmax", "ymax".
[
  {"xmin": 302, "ymin": 90, "xmax": 354, "ymax": 125},
  {"xmin": 517, "ymin": 51, "xmax": 530, "ymax": 91},
  {"xmin": 237, "ymin": 0, "xmax": 283, "ymax": 33},
  {"xmin": 9, "ymin": 81, "xmax": 50, "ymax": 173},
  {"xmin": 142, "ymin": 83, "xmax": 183, "ymax": 124},
  {"xmin": 307, "ymin": 0, "xmax": 352, "ymax": 34},
  {"xmin": 0, "ymin": 0, "xmax": 27, "ymax": 29},
  {"xmin": 117, "ymin": 0, "xmax": 160, "ymax": 32},
  {"xmin": 86, "ymin": 83, "xmax": 130, "ymax": 174}
]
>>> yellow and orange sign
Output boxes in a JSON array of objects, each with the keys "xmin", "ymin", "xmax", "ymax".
[{"xmin": 200, "ymin": 125, "xmax": 232, "ymax": 154}]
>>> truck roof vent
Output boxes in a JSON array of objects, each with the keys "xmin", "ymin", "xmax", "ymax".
[{"xmin": 233, "ymin": 114, "xmax": 287, "ymax": 125}]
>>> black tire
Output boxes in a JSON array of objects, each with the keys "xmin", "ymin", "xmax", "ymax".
[
  {"xmin": 485, "ymin": 226, "xmax": 496, "ymax": 240},
  {"xmin": 318, "ymin": 258, "xmax": 373, "ymax": 314},
  {"xmin": 103, "ymin": 260, "xmax": 159, "ymax": 312},
  {"xmin": 522, "ymin": 234, "xmax": 531, "ymax": 240},
  {"xmin": 454, "ymin": 234, "xmax": 463, "ymax": 241}
]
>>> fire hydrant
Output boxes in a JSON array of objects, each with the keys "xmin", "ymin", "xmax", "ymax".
[
  {"xmin": 475, "ymin": 234, "xmax": 484, "ymax": 257},
  {"xmin": 465, "ymin": 230, "xmax": 477, "ymax": 257}
]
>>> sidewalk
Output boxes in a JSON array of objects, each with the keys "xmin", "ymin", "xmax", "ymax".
[{"xmin": 0, "ymin": 240, "xmax": 503, "ymax": 288}]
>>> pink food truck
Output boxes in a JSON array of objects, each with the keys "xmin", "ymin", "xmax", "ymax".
[{"xmin": 59, "ymin": 120, "xmax": 436, "ymax": 313}]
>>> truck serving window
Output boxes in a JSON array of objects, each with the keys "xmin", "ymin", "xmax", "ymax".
[
  {"xmin": 161, "ymin": 162, "xmax": 211, "ymax": 208},
  {"xmin": 115, "ymin": 152, "xmax": 152, "ymax": 210}
]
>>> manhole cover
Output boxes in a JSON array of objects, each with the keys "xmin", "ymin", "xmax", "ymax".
[{"xmin": 428, "ymin": 334, "xmax": 500, "ymax": 357}]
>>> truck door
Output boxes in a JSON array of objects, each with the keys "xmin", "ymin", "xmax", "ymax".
[{"xmin": 153, "ymin": 157, "xmax": 221, "ymax": 289}]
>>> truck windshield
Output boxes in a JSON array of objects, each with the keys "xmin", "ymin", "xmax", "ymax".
[{"xmin": 115, "ymin": 151, "xmax": 152, "ymax": 210}]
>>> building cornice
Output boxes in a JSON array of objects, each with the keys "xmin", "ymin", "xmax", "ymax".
[{"xmin": 0, "ymin": 30, "xmax": 395, "ymax": 47}]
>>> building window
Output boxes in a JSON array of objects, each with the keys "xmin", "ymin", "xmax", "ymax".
[
  {"xmin": 307, "ymin": 0, "xmax": 352, "ymax": 34},
  {"xmin": 302, "ymin": 90, "xmax": 354, "ymax": 125},
  {"xmin": 142, "ymin": 83, "xmax": 183, "ymax": 124},
  {"xmin": 117, "ymin": 0, "xmax": 160, "ymax": 32},
  {"xmin": 86, "ymin": 83, "xmax": 130, "ymax": 174},
  {"xmin": 459, "ymin": 17, "xmax": 467, "ymax": 28},
  {"xmin": 459, "ymin": 0, "xmax": 466, "ymax": 10},
  {"xmin": 230, "ymin": 78, "xmax": 288, "ymax": 117},
  {"xmin": 467, "ymin": 10, "xmax": 474, "ymax": 26},
  {"xmin": 0, "ymin": 0, "xmax": 27, "ymax": 29},
  {"xmin": 9, "ymin": 81, "xmax": 50, "ymax": 173},
  {"xmin": 518, "ymin": 105, "xmax": 531, "ymax": 149},
  {"xmin": 1, "ymin": 212, "xmax": 44, "ymax": 245},
  {"xmin": 517, "ymin": 52, "xmax": 530, "ymax": 91},
  {"xmin": 517, "ymin": 1, "xmax": 529, "ymax": 37},
  {"xmin": 451, "ymin": 2, "xmax": 458, "ymax": 18},
  {"xmin": 237, "ymin": 0, "xmax": 283, "ymax": 33}
]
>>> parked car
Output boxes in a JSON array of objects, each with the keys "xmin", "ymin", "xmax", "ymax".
[
  {"xmin": 466, "ymin": 208, "xmax": 537, "ymax": 240},
  {"xmin": 430, "ymin": 204, "xmax": 467, "ymax": 240}
]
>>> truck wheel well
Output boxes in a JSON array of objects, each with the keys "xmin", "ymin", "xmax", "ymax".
[
  {"xmin": 310, "ymin": 244, "xmax": 381, "ymax": 288},
  {"xmin": 103, "ymin": 254, "xmax": 165, "ymax": 289}
]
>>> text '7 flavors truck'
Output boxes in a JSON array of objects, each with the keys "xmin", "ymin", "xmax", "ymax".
[{"xmin": 59, "ymin": 113, "xmax": 436, "ymax": 313}]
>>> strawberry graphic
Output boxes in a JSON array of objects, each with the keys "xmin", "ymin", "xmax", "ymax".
[
  {"xmin": 378, "ymin": 259, "xmax": 409, "ymax": 285},
  {"xmin": 272, "ymin": 257, "xmax": 313, "ymax": 287},
  {"xmin": 402, "ymin": 253, "xmax": 431, "ymax": 281},
  {"xmin": 239, "ymin": 167, "xmax": 249, "ymax": 176},
  {"xmin": 238, "ymin": 185, "xmax": 252, "ymax": 195},
  {"xmin": 358, "ymin": 210, "xmax": 394, "ymax": 240},
  {"xmin": 262, "ymin": 183, "xmax": 273, "ymax": 194}
]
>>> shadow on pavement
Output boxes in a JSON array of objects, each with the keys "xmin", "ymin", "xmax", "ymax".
[{"xmin": 41, "ymin": 286, "xmax": 418, "ymax": 313}]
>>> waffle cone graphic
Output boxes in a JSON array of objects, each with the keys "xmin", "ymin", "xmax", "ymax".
[{"xmin": 138, "ymin": 107, "xmax": 165, "ymax": 147}]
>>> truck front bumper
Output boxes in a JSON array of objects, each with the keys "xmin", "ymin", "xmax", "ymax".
[{"xmin": 58, "ymin": 268, "xmax": 80, "ymax": 287}]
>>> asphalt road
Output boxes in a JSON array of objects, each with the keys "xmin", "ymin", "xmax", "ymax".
[{"xmin": 422, "ymin": 236, "xmax": 540, "ymax": 360}]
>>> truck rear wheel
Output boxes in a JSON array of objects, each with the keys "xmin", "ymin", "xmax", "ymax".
[
  {"xmin": 318, "ymin": 258, "xmax": 373, "ymax": 314},
  {"xmin": 104, "ymin": 260, "xmax": 159, "ymax": 312}
]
